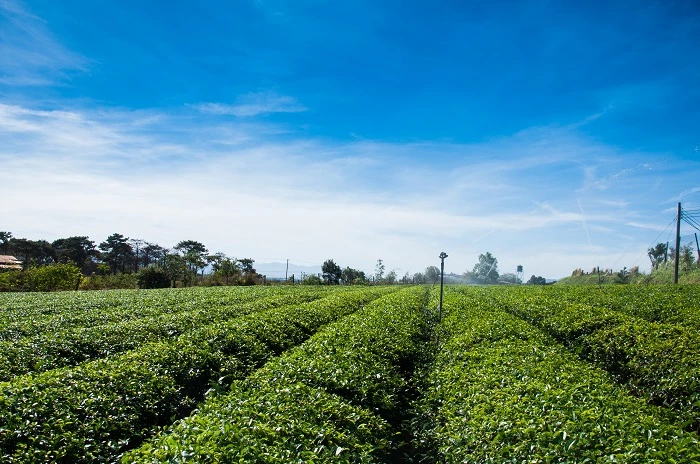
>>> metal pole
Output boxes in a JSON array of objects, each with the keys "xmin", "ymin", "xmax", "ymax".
[
  {"xmin": 439, "ymin": 252, "xmax": 448, "ymax": 322},
  {"xmin": 695, "ymin": 233, "xmax": 700, "ymax": 262},
  {"xmin": 675, "ymin": 202, "xmax": 681, "ymax": 284}
]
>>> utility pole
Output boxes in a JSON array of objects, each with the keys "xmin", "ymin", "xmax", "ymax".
[
  {"xmin": 675, "ymin": 202, "xmax": 681, "ymax": 284},
  {"xmin": 285, "ymin": 259, "xmax": 289, "ymax": 282},
  {"xmin": 695, "ymin": 233, "xmax": 700, "ymax": 262},
  {"xmin": 597, "ymin": 266, "xmax": 601, "ymax": 287},
  {"xmin": 438, "ymin": 252, "xmax": 448, "ymax": 322}
]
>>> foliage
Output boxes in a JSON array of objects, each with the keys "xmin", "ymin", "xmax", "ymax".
[
  {"xmin": 0, "ymin": 231, "xmax": 12, "ymax": 254},
  {"xmin": 0, "ymin": 263, "xmax": 81, "ymax": 292},
  {"xmin": 469, "ymin": 251, "xmax": 499, "ymax": 283},
  {"xmin": 302, "ymin": 274, "xmax": 323, "ymax": 285},
  {"xmin": 341, "ymin": 266, "xmax": 366, "ymax": 285},
  {"xmin": 237, "ymin": 257, "xmax": 256, "ymax": 275},
  {"xmin": 322, "ymin": 259, "xmax": 342, "ymax": 285},
  {"xmin": 99, "ymin": 233, "xmax": 134, "ymax": 275},
  {"xmin": 174, "ymin": 240, "xmax": 208, "ymax": 285},
  {"xmin": 414, "ymin": 288, "xmax": 700, "ymax": 462},
  {"xmin": 0, "ymin": 287, "xmax": 391, "ymax": 463},
  {"xmin": 648, "ymin": 242, "xmax": 668, "ymax": 269},
  {"xmin": 162, "ymin": 254, "xmax": 187, "ymax": 287},
  {"xmin": 0, "ymin": 287, "xmax": 331, "ymax": 381},
  {"xmin": 79, "ymin": 273, "xmax": 138, "ymax": 290},
  {"xmin": 488, "ymin": 285, "xmax": 700, "ymax": 432},
  {"xmin": 374, "ymin": 258, "xmax": 385, "ymax": 282},
  {"xmin": 499, "ymin": 272, "xmax": 521, "ymax": 284},
  {"xmin": 4, "ymin": 238, "xmax": 56, "ymax": 266},
  {"xmin": 680, "ymin": 243, "xmax": 696, "ymax": 271},
  {"xmin": 527, "ymin": 274, "xmax": 547, "ymax": 285},
  {"xmin": 124, "ymin": 287, "xmax": 426, "ymax": 463},
  {"xmin": 137, "ymin": 267, "xmax": 170, "ymax": 289},
  {"xmin": 209, "ymin": 253, "xmax": 240, "ymax": 285},
  {"xmin": 51, "ymin": 236, "xmax": 98, "ymax": 274},
  {"xmin": 4, "ymin": 284, "xmax": 700, "ymax": 461},
  {"xmin": 424, "ymin": 265, "xmax": 440, "ymax": 283}
]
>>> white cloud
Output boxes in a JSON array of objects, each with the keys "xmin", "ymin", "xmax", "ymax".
[
  {"xmin": 196, "ymin": 91, "xmax": 308, "ymax": 117},
  {"xmin": 1, "ymin": 102, "xmax": 695, "ymax": 279}
]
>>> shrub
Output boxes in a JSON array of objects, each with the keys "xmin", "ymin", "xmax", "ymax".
[
  {"xmin": 78, "ymin": 273, "xmax": 138, "ymax": 290},
  {"xmin": 137, "ymin": 267, "xmax": 170, "ymax": 289},
  {"xmin": 0, "ymin": 264, "xmax": 81, "ymax": 292},
  {"xmin": 302, "ymin": 274, "xmax": 323, "ymax": 285}
]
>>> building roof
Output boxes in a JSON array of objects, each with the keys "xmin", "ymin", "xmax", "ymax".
[{"xmin": 0, "ymin": 255, "xmax": 22, "ymax": 269}]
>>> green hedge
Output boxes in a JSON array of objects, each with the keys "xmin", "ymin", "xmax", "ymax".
[
  {"xmin": 0, "ymin": 285, "xmax": 300, "ymax": 341},
  {"xmin": 491, "ymin": 287, "xmax": 700, "ymax": 431},
  {"xmin": 414, "ymin": 288, "xmax": 700, "ymax": 462},
  {"xmin": 124, "ymin": 286, "xmax": 429, "ymax": 463},
  {"xmin": 0, "ymin": 288, "xmax": 329, "ymax": 381},
  {"xmin": 0, "ymin": 287, "xmax": 391, "ymax": 463}
]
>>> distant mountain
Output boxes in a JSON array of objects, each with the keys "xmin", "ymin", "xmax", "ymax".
[{"xmin": 255, "ymin": 262, "xmax": 322, "ymax": 280}]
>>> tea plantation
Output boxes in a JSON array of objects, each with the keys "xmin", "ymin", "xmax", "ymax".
[{"xmin": 1, "ymin": 284, "xmax": 699, "ymax": 462}]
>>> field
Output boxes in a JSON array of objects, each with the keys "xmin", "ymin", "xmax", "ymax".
[{"xmin": 1, "ymin": 285, "xmax": 700, "ymax": 462}]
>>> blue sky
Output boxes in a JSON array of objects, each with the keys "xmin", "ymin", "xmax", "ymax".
[{"xmin": 1, "ymin": 0, "xmax": 699, "ymax": 279}]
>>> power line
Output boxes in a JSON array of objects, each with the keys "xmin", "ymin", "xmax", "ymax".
[
  {"xmin": 631, "ymin": 216, "xmax": 677, "ymax": 267},
  {"xmin": 682, "ymin": 215, "xmax": 700, "ymax": 232}
]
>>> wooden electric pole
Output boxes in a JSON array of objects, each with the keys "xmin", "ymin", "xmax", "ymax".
[{"xmin": 674, "ymin": 202, "xmax": 681, "ymax": 284}]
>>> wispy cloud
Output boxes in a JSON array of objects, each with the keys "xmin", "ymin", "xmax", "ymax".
[
  {"xmin": 675, "ymin": 187, "xmax": 700, "ymax": 201},
  {"xmin": 196, "ymin": 91, "xmax": 308, "ymax": 117},
  {"xmin": 0, "ymin": 0, "xmax": 88, "ymax": 86},
  {"xmin": 1, "ymin": 101, "xmax": 694, "ymax": 278}
]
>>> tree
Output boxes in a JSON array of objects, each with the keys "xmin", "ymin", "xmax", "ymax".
[
  {"xmin": 52, "ymin": 236, "xmax": 98, "ymax": 274},
  {"xmin": 471, "ymin": 252, "xmax": 499, "ymax": 283},
  {"xmin": 425, "ymin": 266, "xmax": 440, "ymax": 284},
  {"xmin": 322, "ymin": 259, "xmax": 342, "ymax": 285},
  {"xmin": 142, "ymin": 242, "xmax": 166, "ymax": 268},
  {"xmin": 99, "ymin": 233, "xmax": 135, "ymax": 274},
  {"xmin": 130, "ymin": 238, "xmax": 145, "ymax": 272},
  {"xmin": 374, "ymin": 259, "xmax": 385, "ymax": 283},
  {"xmin": 341, "ymin": 267, "xmax": 366, "ymax": 285},
  {"xmin": 500, "ymin": 272, "xmax": 521, "ymax": 284},
  {"xmin": 680, "ymin": 243, "xmax": 696, "ymax": 272},
  {"xmin": 174, "ymin": 240, "xmax": 208, "ymax": 285},
  {"xmin": 385, "ymin": 269, "xmax": 397, "ymax": 285},
  {"xmin": 527, "ymin": 275, "xmax": 547, "ymax": 285},
  {"xmin": 238, "ymin": 258, "xmax": 256, "ymax": 275},
  {"xmin": 0, "ymin": 231, "xmax": 12, "ymax": 254},
  {"xmin": 7, "ymin": 238, "xmax": 56, "ymax": 266},
  {"xmin": 162, "ymin": 253, "xmax": 186, "ymax": 287},
  {"xmin": 211, "ymin": 253, "xmax": 240, "ymax": 285},
  {"xmin": 616, "ymin": 267, "xmax": 630, "ymax": 284},
  {"xmin": 648, "ymin": 242, "xmax": 668, "ymax": 269}
]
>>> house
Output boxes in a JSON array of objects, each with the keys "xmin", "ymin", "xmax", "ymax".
[{"xmin": 0, "ymin": 255, "xmax": 22, "ymax": 270}]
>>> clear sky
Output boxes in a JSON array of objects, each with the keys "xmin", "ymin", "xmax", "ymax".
[{"xmin": 1, "ymin": 0, "xmax": 699, "ymax": 279}]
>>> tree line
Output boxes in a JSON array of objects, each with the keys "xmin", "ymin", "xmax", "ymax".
[
  {"xmin": 316, "ymin": 258, "xmax": 443, "ymax": 286},
  {"xmin": 0, "ymin": 231, "xmax": 258, "ymax": 289}
]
